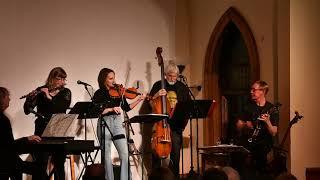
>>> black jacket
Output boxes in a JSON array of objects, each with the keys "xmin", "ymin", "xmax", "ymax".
[
  {"xmin": 149, "ymin": 80, "xmax": 191, "ymax": 131},
  {"xmin": 0, "ymin": 112, "xmax": 28, "ymax": 174}
]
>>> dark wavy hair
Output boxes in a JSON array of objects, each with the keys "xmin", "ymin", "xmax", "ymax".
[
  {"xmin": 97, "ymin": 68, "xmax": 114, "ymax": 89},
  {"xmin": 45, "ymin": 67, "xmax": 67, "ymax": 88},
  {"xmin": 0, "ymin": 87, "xmax": 9, "ymax": 112}
]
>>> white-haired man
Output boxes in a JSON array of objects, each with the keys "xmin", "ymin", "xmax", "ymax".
[{"xmin": 149, "ymin": 62, "xmax": 191, "ymax": 177}]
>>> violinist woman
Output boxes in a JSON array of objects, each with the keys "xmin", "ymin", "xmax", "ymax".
[
  {"xmin": 93, "ymin": 68, "xmax": 145, "ymax": 180},
  {"xmin": 23, "ymin": 67, "xmax": 71, "ymax": 179}
]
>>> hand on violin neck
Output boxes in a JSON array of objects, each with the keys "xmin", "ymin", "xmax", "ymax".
[{"xmin": 112, "ymin": 83, "xmax": 120, "ymax": 88}]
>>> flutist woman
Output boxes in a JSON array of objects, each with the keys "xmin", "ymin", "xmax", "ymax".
[{"xmin": 23, "ymin": 67, "xmax": 71, "ymax": 179}]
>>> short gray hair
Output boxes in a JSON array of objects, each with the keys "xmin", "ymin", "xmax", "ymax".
[
  {"xmin": 165, "ymin": 61, "xmax": 179, "ymax": 75},
  {"xmin": 254, "ymin": 80, "xmax": 269, "ymax": 94}
]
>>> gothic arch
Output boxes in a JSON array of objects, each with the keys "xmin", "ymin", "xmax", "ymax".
[{"xmin": 203, "ymin": 7, "xmax": 260, "ymax": 145}]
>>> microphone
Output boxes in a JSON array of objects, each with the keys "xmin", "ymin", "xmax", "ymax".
[
  {"xmin": 189, "ymin": 85, "xmax": 202, "ymax": 91},
  {"xmin": 178, "ymin": 75, "xmax": 187, "ymax": 83},
  {"xmin": 77, "ymin": 80, "xmax": 91, "ymax": 86},
  {"xmin": 195, "ymin": 85, "xmax": 202, "ymax": 91},
  {"xmin": 178, "ymin": 74, "xmax": 185, "ymax": 78}
]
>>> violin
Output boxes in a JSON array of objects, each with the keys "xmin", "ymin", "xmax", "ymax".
[{"xmin": 108, "ymin": 84, "xmax": 142, "ymax": 99}]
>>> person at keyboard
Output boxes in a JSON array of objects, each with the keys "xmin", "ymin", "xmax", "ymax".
[
  {"xmin": 23, "ymin": 67, "xmax": 72, "ymax": 179},
  {"xmin": 0, "ymin": 87, "xmax": 48, "ymax": 180}
]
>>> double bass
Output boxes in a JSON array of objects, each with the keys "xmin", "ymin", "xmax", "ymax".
[{"xmin": 151, "ymin": 47, "xmax": 172, "ymax": 159}]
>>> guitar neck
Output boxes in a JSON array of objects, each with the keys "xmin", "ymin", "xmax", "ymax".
[
  {"xmin": 279, "ymin": 124, "xmax": 291, "ymax": 148},
  {"xmin": 278, "ymin": 115, "xmax": 300, "ymax": 148}
]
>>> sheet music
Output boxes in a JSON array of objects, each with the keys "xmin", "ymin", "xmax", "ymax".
[{"xmin": 42, "ymin": 113, "xmax": 80, "ymax": 137}]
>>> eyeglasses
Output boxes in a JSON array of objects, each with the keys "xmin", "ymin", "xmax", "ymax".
[
  {"xmin": 250, "ymin": 88, "xmax": 263, "ymax": 92},
  {"xmin": 55, "ymin": 77, "xmax": 67, "ymax": 81}
]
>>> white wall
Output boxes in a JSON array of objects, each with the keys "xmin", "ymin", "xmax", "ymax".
[
  {"xmin": 0, "ymin": 0, "xmax": 191, "ymax": 179},
  {"xmin": 291, "ymin": 0, "xmax": 320, "ymax": 179}
]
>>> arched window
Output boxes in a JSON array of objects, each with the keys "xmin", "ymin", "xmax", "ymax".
[{"xmin": 203, "ymin": 7, "xmax": 259, "ymax": 145}]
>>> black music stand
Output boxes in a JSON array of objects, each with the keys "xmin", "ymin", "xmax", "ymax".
[
  {"xmin": 171, "ymin": 100, "xmax": 214, "ymax": 120},
  {"xmin": 69, "ymin": 101, "xmax": 101, "ymax": 179},
  {"xmin": 69, "ymin": 102, "xmax": 101, "ymax": 118},
  {"xmin": 127, "ymin": 114, "xmax": 168, "ymax": 180},
  {"xmin": 128, "ymin": 114, "xmax": 169, "ymax": 124},
  {"xmin": 69, "ymin": 102, "xmax": 101, "ymax": 139},
  {"xmin": 173, "ymin": 100, "xmax": 214, "ymax": 176}
]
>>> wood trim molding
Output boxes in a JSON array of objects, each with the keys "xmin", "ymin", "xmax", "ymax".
[{"xmin": 203, "ymin": 7, "xmax": 260, "ymax": 145}]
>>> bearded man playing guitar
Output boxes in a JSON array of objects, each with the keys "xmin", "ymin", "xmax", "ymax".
[{"xmin": 235, "ymin": 80, "xmax": 279, "ymax": 177}]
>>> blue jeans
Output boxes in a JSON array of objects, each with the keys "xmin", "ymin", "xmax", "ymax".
[{"xmin": 98, "ymin": 114, "xmax": 130, "ymax": 180}]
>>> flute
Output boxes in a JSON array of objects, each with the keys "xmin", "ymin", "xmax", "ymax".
[{"xmin": 20, "ymin": 87, "xmax": 62, "ymax": 99}]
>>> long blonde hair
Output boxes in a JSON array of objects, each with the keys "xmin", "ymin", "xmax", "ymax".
[{"xmin": 45, "ymin": 67, "xmax": 67, "ymax": 89}]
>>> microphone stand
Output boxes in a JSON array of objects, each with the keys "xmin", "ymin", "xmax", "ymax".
[
  {"xmin": 180, "ymin": 77, "xmax": 201, "ymax": 176},
  {"xmin": 77, "ymin": 84, "xmax": 94, "ymax": 179},
  {"xmin": 82, "ymin": 84, "xmax": 93, "ymax": 141},
  {"xmin": 84, "ymin": 85, "xmax": 93, "ymax": 100},
  {"xmin": 123, "ymin": 111, "xmax": 134, "ymax": 180}
]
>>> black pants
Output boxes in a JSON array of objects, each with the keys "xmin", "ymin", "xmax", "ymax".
[
  {"xmin": 33, "ymin": 152, "xmax": 66, "ymax": 180},
  {"xmin": 152, "ymin": 130, "xmax": 182, "ymax": 177},
  {"xmin": 231, "ymin": 148, "xmax": 270, "ymax": 180},
  {"xmin": 33, "ymin": 122, "xmax": 65, "ymax": 180},
  {"xmin": 0, "ymin": 157, "xmax": 48, "ymax": 180},
  {"xmin": 251, "ymin": 146, "xmax": 270, "ymax": 173}
]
